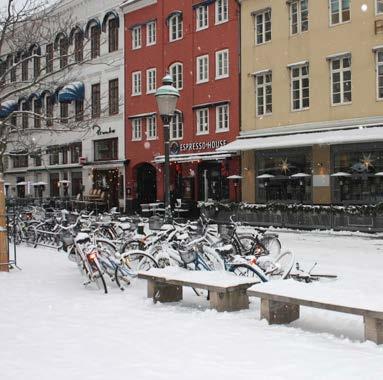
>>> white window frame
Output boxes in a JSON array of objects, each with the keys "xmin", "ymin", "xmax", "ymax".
[
  {"xmin": 132, "ymin": 71, "xmax": 142, "ymax": 96},
  {"xmin": 290, "ymin": 0, "xmax": 309, "ymax": 35},
  {"xmin": 132, "ymin": 26, "xmax": 142, "ymax": 49},
  {"xmin": 132, "ymin": 118, "xmax": 142, "ymax": 141},
  {"xmin": 255, "ymin": 9, "xmax": 272, "ymax": 45},
  {"xmin": 169, "ymin": 62, "xmax": 183, "ymax": 90},
  {"xmin": 196, "ymin": 5, "xmax": 209, "ymax": 31},
  {"xmin": 330, "ymin": 55, "xmax": 352, "ymax": 105},
  {"xmin": 169, "ymin": 14, "xmax": 183, "ymax": 42},
  {"xmin": 215, "ymin": 0, "xmax": 229, "ymax": 25},
  {"xmin": 146, "ymin": 68, "xmax": 157, "ymax": 94},
  {"xmin": 377, "ymin": 1, "xmax": 383, "ymax": 15},
  {"xmin": 329, "ymin": 0, "xmax": 351, "ymax": 26},
  {"xmin": 216, "ymin": 104, "xmax": 229, "ymax": 132},
  {"xmin": 170, "ymin": 113, "xmax": 183, "ymax": 140},
  {"xmin": 290, "ymin": 64, "xmax": 310, "ymax": 111},
  {"xmin": 196, "ymin": 55, "xmax": 209, "ymax": 84},
  {"xmin": 376, "ymin": 50, "xmax": 383, "ymax": 100},
  {"xmin": 146, "ymin": 21, "xmax": 156, "ymax": 46},
  {"xmin": 215, "ymin": 49, "xmax": 229, "ymax": 79},
  {"xmin": 255, "ymin": 71, "xmax": 272, "ymax": 117},
  {"xmin": 146, "ymin": 116, "xmax": 157, "ymax": 140},
  {"xmin": 196, "ymin": 108, "xmax": 209, "ymax": 135}
]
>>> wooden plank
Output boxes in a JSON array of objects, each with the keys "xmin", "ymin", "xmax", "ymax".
[
  {"xmin": 138, "ymin": 272, "xmax": 258, "ymax": 293},
  {"xmin": 247, "ymin": 289, "xmax": 383, "ymax": 319}
]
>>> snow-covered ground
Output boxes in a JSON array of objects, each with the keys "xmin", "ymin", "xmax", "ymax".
[{"xmin": 1, "ymin": 231, "xmax": 383, "ymax": 380}]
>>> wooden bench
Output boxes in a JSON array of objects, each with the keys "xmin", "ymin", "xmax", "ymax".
[
  {"xmin": 138, "ymin": 268, "xmax": 260, "ymax": 312},
  {"xmin": 247, "ymin": 281, "xmax": 383, "ymax": 344}
]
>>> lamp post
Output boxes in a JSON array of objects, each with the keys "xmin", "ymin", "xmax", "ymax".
[{"xmin": 155, "ymin": 74, "xmax": 180, "ymax": 223}]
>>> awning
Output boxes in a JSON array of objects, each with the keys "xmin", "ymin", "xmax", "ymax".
[
  {"xmin": 58, "ymin": 82, "xmax": 85, "ymax": 103},
  {"xmin": 153, "ymin": 151, "xmax": 236, "ymax": 164},
  {"xmin": 0, "ymin": 100, "xmax": 18, "ymax": 118},
  {"xmin": 217, "ymin": 126, "xmax": 383, "ymax": 152}
]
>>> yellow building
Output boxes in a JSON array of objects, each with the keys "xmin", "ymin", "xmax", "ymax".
[{"xmin": 220, "ymin": 0, "xmax": 383, "ymax": 205}]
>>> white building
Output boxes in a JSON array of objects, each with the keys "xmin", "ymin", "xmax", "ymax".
[{"xmin": 0, "ymin": 0, "xmax": 125, "ymax": 209}]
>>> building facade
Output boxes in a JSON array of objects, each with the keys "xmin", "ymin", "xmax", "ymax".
[
  {"xmin": 121, "ymin": 0, "xmax": 241, "ymax": 210},
  {"xmin": 220, "ymin": 0, "xmax": 383, "ymax": 205},
  {"xmin": 0, "ymin": 0, "xmax": 126, "ymax": 208}
]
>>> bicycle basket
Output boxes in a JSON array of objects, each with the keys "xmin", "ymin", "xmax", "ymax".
[
  {"xmin": 218, "ymin": 224, "xmax": 235, "ymax": 240},
  {"xmin": 179, "ymin": 248, "xmax": 197, "ymax": 264}
]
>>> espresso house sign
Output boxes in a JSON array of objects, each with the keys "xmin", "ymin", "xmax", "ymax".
[{"xmin": 170, "ymin": 140, "xmax": 227, "ymax": 155}]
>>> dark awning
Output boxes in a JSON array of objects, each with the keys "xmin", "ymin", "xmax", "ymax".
[
  {"xmin": 0, "ymin": 100, "xmax": 18, "ymax": 118},
  {"xmin": 58, "ymin": 82, "xmax": 85, "ymax": 103}
]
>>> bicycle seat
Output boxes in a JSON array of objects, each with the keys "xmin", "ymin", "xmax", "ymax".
[{"xmin": 74, "ymin": 233, "xmax": 91, "ymax": 244}]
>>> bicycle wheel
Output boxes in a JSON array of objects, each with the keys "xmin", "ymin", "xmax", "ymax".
[
  {"xmin": 228, "ymin": 263, "xmax": 268, "ymax": 282},
  {"xmin": 115, "ymin": 250, "xmax": 158, "ymax": 289},
  {"xmin": 236, "ymin": 234, "xmax": 256, "ymax": 255},
  {"xmin": 91, "ymin": 258, "xmax": 108, "ymax": 294},
  {"xmin": 25, "ymin": 225, "xmax": 37, "ymax": 246},
  {"xmin": 267, "ymin": 250, "xmax": 295, "ymax": 280},
  {"xmin": 258, "ymin": 236, "xmax": 281, "ymax": 257}
]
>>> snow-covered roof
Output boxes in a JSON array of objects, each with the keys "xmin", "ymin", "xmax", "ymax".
[{"xmin": 217, "ymin": 126, "xmax": 383, "ymax": 152}]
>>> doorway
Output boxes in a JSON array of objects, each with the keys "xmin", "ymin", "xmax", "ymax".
[
  {"xmin": 136, "ymin": 163, "xmax": 157, "ymax": 204},
  {"xmin": 198, "ymin": 162, "xmax": 229, "ymax": 201},
  {"xmin": 93, "ymin": 168, "xmax": 119, "ymax": 207}
]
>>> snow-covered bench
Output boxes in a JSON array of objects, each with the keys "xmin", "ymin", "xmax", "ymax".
[
  {"xmin": 247, "ymin": 281, "xmax": 383, "ymax": 344},
  {"xmin": 138, "ymin": 267, "xmax": 260, "ymax": 312}
]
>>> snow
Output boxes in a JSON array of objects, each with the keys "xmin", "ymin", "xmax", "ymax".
[
  {"xmin": 141, "ymin": 266, "xmax": 259, "ymax": 287},
  {"xmin": 218, "ymin": 125, "xmax": 383, "ymax": 152},
  {"xmin": 1, "ymin": 230, "xmax": 383, "ymax": 379}
]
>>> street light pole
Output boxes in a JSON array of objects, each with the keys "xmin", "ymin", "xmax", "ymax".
[{"xmin": 155, "ymin": 75, "xmax": 180, "ymax": 224}]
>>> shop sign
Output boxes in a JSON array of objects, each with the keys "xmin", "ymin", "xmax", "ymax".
[
  {"xmin": 177, "ymin": 140, "xmax": 227, "ymax": 153},
  {"xmin": 96, "ymin": 126, "xmax": 116, "ymax": 136}
]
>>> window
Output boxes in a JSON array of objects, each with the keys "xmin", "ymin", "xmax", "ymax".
[
  {"xmin": 196, "ymin": 108, "xmax": 209, "ymax": 135},
  {"xmin": 377, "ymin": 51, "xmax": 383, "ymax": 99},
  {"xmin": 147, "ymin": 116, "xmax": 157, "ymax": 140},
  {"xmin": 216, "ymin": 104, "xmax": 229, "ymax": 132},
  {"xmin": 75, "ymin": 100, "xmax": 84, "ymax": 121},
  {"xmin": 169, "ymin": 14, "xmax": 183, "ymax": 42},
  {"xmin": 132, "ymin": 71, "xmax": 142, "ymax": 95},
  {"xmin": 132, "ymin": 118, "xmax": 142, "ymax": 141},
  {"xmin": 46, "ymin": 95, "xmax": 53, "ymax": 127},
  {"xmin": 170, "ymin": 63, "xmax": 183, "ymax": 90},
  {"xmin": 378, "ymin": 0, "xmax": 383, "ymax": 14},
  {"xmin": 70, "ymin": 143, "xmax": 82, "ymax": 164},
  {"xmin": 62, "ymin": 146, "xmax": 68, "ymax": 164},
  {"xmin": 146, "ymin": 68, "xmax": 156, "ymax": 93},
  {"xmin": 256, "ymin": 71, "xmax": 272, "ymax": 116},
  {"xmin": 196, "ymin": 5, "xmax": 208, "ymax": 30},
  {"xmin": 49, "ymin": 148, "xmax": 59, "ymax": 165},
  {"xmin": 91, "ymin": 83, "xmax": 101, "ymax": 118},
  {"xmin": 109, "ymin": 18, "xmax": 119, "ymax": 52},
  {"xmin": 90, "ymin": 25, "xmax": 100, "ymax": 58},
  {"xmin": 33, "ymin": 151, "xmax": 42, "ymax": 167},
  {"xmin": 330, "ymin": 55, "xmax": 351, "ymax": 105},
  {"xmin": 6, "ymin": 55, "xmax": 15, "ymax": 83},
  {"xmin": 59, "ymin": 37, "xmax": 68, "ymax": 68},
  {"xmin": 74, "ymin": 32, "xmax": 83, "ymax": 62},
  {"xmin": 60, "ymin": 103, "xmax": 68, "ymax": 123},
  {"xmin": 290, "ymin": 0, "xmax": 308, "ymax": 35},
  {"xmin": 21, "ymin": 54, "xmax": 29, "ymax": 81},
  {"xmin": 34, "ymin": 99, "xmax": 41, "ymax": 128},
  {"xmin": 170, "ymin": 113, "xmax": 183, "ymax": 140},
  {"xmin": 13, "ymin": 153, "xmax": 28, "ymax": 168},
  {"xmin": 94, "ymin": 138, "xmax": 118, "ymax": 161},
  {"xmin": 146, "ymin": 21, "xmax": 156, "ymax": 45},
  {"xmin": 33, "ymin": 49, "xmax": 40, "ymax": 79},
  {"xmin": 290, "ymin": 64, "xmax": 309, "ymax": 110},
  {"xmin": 255, "ymin": 9, "xmax": 271, "ymax": 44},
  {"xmin": 46, "ymin": 43, "xmax": 53, "ymax": 73},
  {"xmin": 196, "ymin": 55, "xmax": 209, "ymax": 83},
  {"xmin": 330, "ymin": 0, "xmax": 350, "ymax": 25},
  {"xmin": 21, "ymin": 102, "xmax": 29, "ymax": 129},
  {"xmin": 109, "ymin": 79, "xmax": 119, "ymax": 115},
  {"xmin": 215, "ymin": 0, "xmax": 228, "ymax": 24},
  {"xmin": 132, "ymin": 26, "xmax": 141, "ymax": 49},
  {"xmin": 215, "ymin": 49, "xmax": 229, "ymax": 79}
]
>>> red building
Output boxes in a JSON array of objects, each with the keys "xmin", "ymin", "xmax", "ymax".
[{"xmin": 121, "ymin": 0, "xmax": 240, "ymax": 210}]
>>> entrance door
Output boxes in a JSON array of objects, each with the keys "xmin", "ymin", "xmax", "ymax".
[
  {"xmin": 49, "ymin": 173, "xmax": 59, "ymax": 197},
  {"xmin": 136, "ymin": 163, "xmax": 157, "ymax": 204},
  {"xmin": 93, "ymin": 169, "xmax": 119, "ymax": 207},
  {"xmin": 198, "ymin": 162, "xmax": 229, "ymax": 201}
]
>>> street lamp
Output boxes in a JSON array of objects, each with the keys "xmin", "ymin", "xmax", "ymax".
[{"xmin": 155, "ymin": 74, "xmax": 180, "ymax": 223}]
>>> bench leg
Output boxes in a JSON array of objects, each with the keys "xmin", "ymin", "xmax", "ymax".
[
  {"xmin": 364, "ymin": 316, "xmax": 383, "ymax": 344},
  {"xmin": 261, "ymin": 299, "xmax": 300, "ymax": 324},
  {"xmin": 147, "ymin": 280, "xmax": 183, "ymax": 303},
  {"xmin": 209, "ymin": 289, "xmax": 249, "ymax": 312}
]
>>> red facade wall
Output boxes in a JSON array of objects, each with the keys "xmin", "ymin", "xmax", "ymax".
[{"xmin": 123, "ymin": 0, "xmax": 240, "ymax": 206}]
